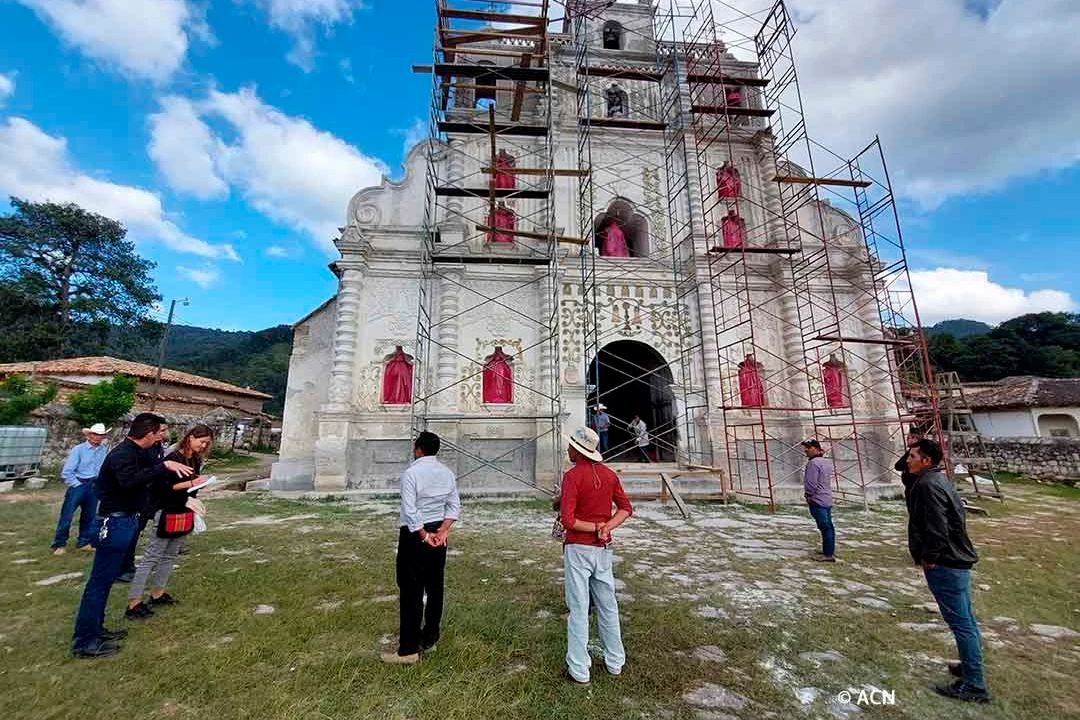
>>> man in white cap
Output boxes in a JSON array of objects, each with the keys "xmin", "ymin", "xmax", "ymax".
[
  {"xmin": 593, "ymin": 404, "xmax": 611, "ymax": 453},
  {"xmin": 51, "ymin": 423, "xmax": 110, "ymax": 555},
  {"xmin": 559, "ymin": 426, "xmax": 633, "ymax": 686}
]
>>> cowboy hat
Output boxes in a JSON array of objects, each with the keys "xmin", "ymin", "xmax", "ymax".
[
  {"xmin": 567, "ymin": 426, "xmax": 604, "ymax": 463},
  {"xmin": 82, "ymin": 423, "xmax": 112, "ymax": 436},
  {"xmin": 594, "ymin": 404, "xmax": 608, "ymax": 411}
]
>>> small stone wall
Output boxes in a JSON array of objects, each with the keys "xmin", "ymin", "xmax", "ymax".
[
  {"xmin": 28, "ymin": 404, "xmax": 279, "ymax": 470},
  {"xmin": 982, "ymin": 437, "xmax": 1080, "ymax": 484}
]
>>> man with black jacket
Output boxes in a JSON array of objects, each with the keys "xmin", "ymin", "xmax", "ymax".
[
  {"xmin": 70, "ymin": 413, "xmax": 193, "ymax": 658},
  {"xmin": 116, "ymin": 424, "xmax": 167, "ymax": 583},
  {"xmin": 905, "ymin": 439, "xmax": 990, "ymax": 703}
]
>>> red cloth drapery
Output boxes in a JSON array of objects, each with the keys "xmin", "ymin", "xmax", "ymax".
[
  {"xmin": 722, "ymin": 211, "xmax": 747, "ymax": 248},
  {"xmin": 483, "ymin": 347, "xmax": 513, "ymax": 403},
  {"xmin": 738, "ymin": 355, "xmax": 765, "ymax": 407},
  {"xmin": 601, "ymin": 221, "xmax": 630, "ymax": 257},
  {"xmin": 488, "ymin": 205, "xmax": 515, "ymax": 243},
  {"xmin": 716, "ymin": 162, "xmax": 741, "ymax": 199},
  {"xmin": 493, "ymin": 150, "xmax": 516, "ymax": 190},
  {"xmin": 822, "ymin": 356, "xmax": 849, "ymax": 408},
  {"xmin": 381, "ymin": 347, "xmax": 412, "ymax": 404}
]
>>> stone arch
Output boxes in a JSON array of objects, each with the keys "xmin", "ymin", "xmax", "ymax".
[
  {"xmin": 593, "ymin": 197, "xmax": 650, "ymax": 258},
  {"xmin": 605, "ymin": 84, "xmax": 628, "ymax": 118},
  {"xmin": 587, "ymin": 339, "xmax": 676, "ymax": 462}
]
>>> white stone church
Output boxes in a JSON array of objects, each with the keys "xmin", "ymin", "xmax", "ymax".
[{"xmin": 271, "ymin": 2, "xmax": 906, "ymax": 503}]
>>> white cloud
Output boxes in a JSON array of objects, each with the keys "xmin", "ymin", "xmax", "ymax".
[
  {"xmin": 199, "ymin": 87, "xmax": 386, "ymax": 253},
  {"xmin": 148, "ymin": 96, "xmax": 228, "ymax": 200},
  {"xmin": 0, "ymin": 116, "xmax": 239, "ymax": 260},
  {"xmin": 909, "ymin": 268, "xmax": 1077, "ymax": 325},
  {"xmin": 0, "ymin": 72, "xmax": 15, "ymax": 106},
  {"xmin": 15, "ymin": 0, "xmax": 206, "ymax": 83},
  {"xmin": 782, "ymin": 0, "xmax": 1080, "ymax": 205},
  {"xmin": 265, "ymin": 244, "xmax": 290, "ymax": 258},
  {"xmin": 246, "ymin": 0, "xmax": 361, "ymax": 72},
  {"xmin": 178, "ymin": 265, "xmax": 222, "ymax": 288},
  {"xmin": 395, "ymin": 117, "xmax": 427, "ymax": 159},
  {"xmin": 705, "ymin": 1, "xmax": 1080, "ymax": 205},
  {"xmin": 339, "ymin": 57, "xmax": 355, "ymax": 84}
]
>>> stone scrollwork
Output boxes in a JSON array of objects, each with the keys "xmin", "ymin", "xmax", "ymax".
[{"xmin": 353, "ymin": 204, "xmax": 381, "ymax": 226}]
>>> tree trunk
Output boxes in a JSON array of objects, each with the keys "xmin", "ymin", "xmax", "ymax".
[{"xmin": 57, "ymin": 239, "xmax": 80, "ymax": 356}]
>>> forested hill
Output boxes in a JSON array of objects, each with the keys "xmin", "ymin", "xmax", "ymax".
[{"xmin": 106, "ymin": 324, "xmax": 293, "ymax": 416}]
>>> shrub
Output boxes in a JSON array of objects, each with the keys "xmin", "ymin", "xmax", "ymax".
[
  {"xmin": 68, "ymin": 374, "xmax": 136, "ymax": 428},
  {"xmin": 0, "ymin": 374, "xmax": 57, "ymax": 425}
]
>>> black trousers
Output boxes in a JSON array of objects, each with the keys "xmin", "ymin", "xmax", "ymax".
[
  {"xmin": 121, "ymin": 512, "xmax": 152, "ymax": 576},
  {"xmin": 396, "ymin": 523, "xmax": 447, "ymax": 656}
]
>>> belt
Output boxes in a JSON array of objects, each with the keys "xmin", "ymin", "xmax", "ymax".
[{"xmin": 101, "ymin": 511, "xmax": 135, "ymax": 518}]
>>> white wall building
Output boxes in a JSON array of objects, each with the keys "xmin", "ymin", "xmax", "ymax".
[{"xmin": 966, "ymin": 377, "xmax": 1080, "ymax": 439}]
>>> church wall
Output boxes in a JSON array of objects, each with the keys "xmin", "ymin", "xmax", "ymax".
[{"xmin": 270, "ymin": 299, "xmax": 335, "ymax": 490}]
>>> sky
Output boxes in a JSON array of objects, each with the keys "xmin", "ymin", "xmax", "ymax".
[{"xmin": 0, "ymin": 0, "xmax": 1078, "ymax": 331}]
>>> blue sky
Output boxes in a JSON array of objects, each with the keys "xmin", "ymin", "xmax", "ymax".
[{"xmin": 0, "ymin": 0, "xmax": 1078, "ymax": 331}]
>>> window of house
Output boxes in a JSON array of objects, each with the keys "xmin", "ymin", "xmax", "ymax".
[{"xmin": 602, "ymin": 21, "xmax": 623, "ymax": 50}]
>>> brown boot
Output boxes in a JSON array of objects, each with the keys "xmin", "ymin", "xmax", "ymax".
[{"xmin": 380, "ymin": 652, "xmax": 419, "ymax": 665}]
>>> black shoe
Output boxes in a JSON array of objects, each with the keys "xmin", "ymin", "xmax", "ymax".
[
  {"xmin": 148, "ymin": 592, "xmax": 176, "ymax": 606},
  {"xmin": 125, "ymin": 602, "xmax": 155, "ymax": 620},
  {"xmin": 948, "ymin": 663, "xmax": 962, "ymax": 678},
  {"xmin": 812, "ymin": 554, "xmax": 837, "ymax": 563},
  {"xmin": 420, "ymin": 640, "xmax": 437, "ymax": 653},
  {"xmin": 98, "ymin": 628, "xmax": 128, "ymax": 642},
  {"xmin": 115, "ymin": 571, "xmax": 135, "ymax": 584},
  {"xmin": 934, "ymin": 680, "xmax": 990, "ymax": 703},
  {"xmin": 73, "ymin": 640, "xmax": 120, "ymax": 659}
]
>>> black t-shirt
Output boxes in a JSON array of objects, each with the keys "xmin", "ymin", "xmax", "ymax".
[{"xmin": 151, "ymin": 450, "xmax": 202, "ymax": 513}]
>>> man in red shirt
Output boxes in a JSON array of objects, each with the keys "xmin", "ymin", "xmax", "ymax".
[{"xmin": 559, "ymin": 426, "xmax": 633, "ymax": 685}]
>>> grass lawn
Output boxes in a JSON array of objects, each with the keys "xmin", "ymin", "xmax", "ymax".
[
  {"xmin": 1, "ymin": 479, "xmax": 1078, "ymax": 720},
  {"xmin": 202, "ymin": 451, "xmax": 260, "ymax": 472}
]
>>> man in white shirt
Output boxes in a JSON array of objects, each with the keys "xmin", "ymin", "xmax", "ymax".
[
  {"xmin": 382, "ymin": 431, "xmax": 462, "ymax": 665},
  {"xmin": 629, "ymin": 414, "xmax": 650, "ymax": 462}
]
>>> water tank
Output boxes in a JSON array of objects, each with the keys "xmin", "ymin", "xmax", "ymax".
[{"xmin": 0, "ymin": 426, "xmax": 48, "ymax": 480}]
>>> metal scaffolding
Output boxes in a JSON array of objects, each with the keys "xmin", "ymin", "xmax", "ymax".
[
  {"xmin": 410, "ymin": 0, "xmax": 939, "ymax": 504},
  {"xmin": 412, "ymin": 0, "xmax": 572, "ymax": 492}
]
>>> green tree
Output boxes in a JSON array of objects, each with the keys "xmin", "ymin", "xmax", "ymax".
[
  {"xmin": 0, "ymin": 374, "xmax": 57, "ymax": 425},
  {"xmin": 0, "ymin": 197, "xmax": 161, "ymax": 357},
  {"xmin": 67, "ymin": 375, "xmax": 137, "ymax": 428}
]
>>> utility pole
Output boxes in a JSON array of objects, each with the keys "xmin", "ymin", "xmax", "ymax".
[{"xmin": 150, "ymin": 297, "xmax": 189, "ymax": 411}]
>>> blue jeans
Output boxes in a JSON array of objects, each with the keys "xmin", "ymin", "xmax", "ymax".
[
  {"xmin": 72, "ymin": 514, "xmax": 138, "ymax": 651},
  {"xmin": 597, "ymin": 430, "xmax": 609, "ymax": 452},
  {"xmin": 808, "ymin": 503, "xmax": 835, "ymax": 556},
  {"xmin": 924, "ymin": 566, "xmax": 986, "ymax": 690},
  {"xmin": 564, "ymin": 544, "xmax": 625, "ymax": 682},
  {"xmin": 52, "ymin": 483, "xmax": 98, "ymax": 549}
]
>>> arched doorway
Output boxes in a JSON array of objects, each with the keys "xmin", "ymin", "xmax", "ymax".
[{"xmin": 588, "ymin": 340, "xmax": 677, "ymax": 462}]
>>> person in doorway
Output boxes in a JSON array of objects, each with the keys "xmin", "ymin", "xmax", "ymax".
[
  {"xmin": 126, "ymin": 425, "xmax": 212, "ymax": 619},
  {"xmin": 629, "ymin": 413, "xmax": 649, "ymax": 462},
  {"xmin": 802, "ymin": 440, "xmax": 836, "ymax": 562},
  {"xmin": 51, "ymin": 423, "xmax": 110, "ymax": 555},
  {"xmin": 116, "ymin": 420, "xmax": 168, "ymax": 583},
  {"xmin": 382, "ymin": 431, "xmax": 461, "ymax": 665},
  {"xmin": 906, "ymin": 439, "xmax": 989, "ymax": 703},
  {"xmin": 593, "ymin": 405, "xmax": 611, "ymax": 453},
  {"xmin": 70, "ymin": 413, "xmax": 193, "ymax": 659},
  {"xmin": 560, "ymin": 427, "xmax": 633, "ymax": 685}
]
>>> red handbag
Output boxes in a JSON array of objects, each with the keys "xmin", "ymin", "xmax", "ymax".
[{"xmin": 157, "ymin": 510, "xmax": 194, "ymax": 538}]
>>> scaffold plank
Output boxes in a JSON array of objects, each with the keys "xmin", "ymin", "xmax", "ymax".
[
  {"xmin": 578, "ymin": 117, "xmax": 666, "ymax": 131},
  {"xmin": 432, "ymin": 63, "xmax": 549, "ymax": 82},
  {"xmin": 773, "ymin": 174, "xmax": 873, "ymax": 188},
  {"xmin": 691, "ymin": 105, "xmax": 775, "ymax": 118},
  {"xmin": 707, "ymin": 246, "xmax": 799, "ymax": 255},
  {"xmin": 435, "ymin": 187, "xmax": 549, "ymax": 199},
  {"xmin": 474, "ymin": 225, "xmax": 588, "ymax": 245},
  {"xmin": 813, "ymin": 335, "xmax": 915, "ymax": 346},
  {"xmin": 577, "ymin": 66, "xmax": 663, "ymax": 82},
  {"xmin": 430, "ymin": 255, "xmax": 553, "ymax": 266},
  {"xmin": 441, "ymin": 27, "xmax": 545, "ymax": 47},
  {"xmin": 438, "ymin": 121, "xmax": 548, "ymax": 136},
  {"xmin": 439, "ymin": 7, "xmax": 546, "ymax": 25},
  {"xmin": 686, "ymin": 73, "xmax": 770, "ymax": 87},
  {"xmin": 511, "ymin": 53, "xmax": 532, "ymax": 121},
  {"xmin": 481, "ymin": 167, "xmax": 590, "ymax": 177}
]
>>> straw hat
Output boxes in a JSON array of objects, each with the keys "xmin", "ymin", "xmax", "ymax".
[
  {"xmin": 83, "ymin": 423, "xmax": 111, "ymax": 436},
  {"xmin": 567, "ymin": 426, "xmax": 604, "ymax": 462}
]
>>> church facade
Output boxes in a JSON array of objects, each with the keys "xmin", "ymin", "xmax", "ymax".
[{"xmin": 271, "ymin": 3, "xmax": 906, "ymax": 503}]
